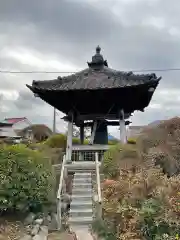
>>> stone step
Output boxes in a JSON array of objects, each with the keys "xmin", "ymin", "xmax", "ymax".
[
  {"xmin": 71, "ymin": 194, "xmax": 92, "ymax": 201},
  {"xmin": 70, "ymin": 201, "xmax": 92, "ymax": 209},
  {"xmin": 73, "ymin": 177, "xmax": 92, "ymax": 182},
  {"xmin": 73, "ymin": 179, "xmax": 92, "ymax": 184},
  {"xmin": 72, "ymin": 182, "xmax": 92, "ymax": 188},
  {"xmin": 69, "ymin": 171, "xmax": 93, "ymax": 230},
  {"xmin": 74, "ymin": 173, "xmax": 91, "ymax": 179},
  {"xmin": 69, "ymin": 216, "xmax": 93, "ymax": 226},
  {"xmin": 68, "ymin": 169, "xmax": 96, "ymax": 173},
  {"xmin": 73, "ymin": 178, "xmax": 92, "ymax": 184},
  {"xmin": 72, "ymin": 188, "xmax": 92, "ymax": 195},
  {"xmin": 70, "ymin": 208, "xmax": 93, "ymax": 217},
  {"xmin": 74, "ymin": 178, "xmax": 92, "ymax": 183},
  {"xmin": 74, "ymin": 172, "xmax": 92, "ymax": 176}
]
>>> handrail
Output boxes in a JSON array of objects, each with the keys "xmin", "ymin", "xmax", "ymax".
[
  {"xmin": 95, "ymin": 152, "xmax": 102, "ymax": 219},
  {"xmin": 57, "ymin": 154, "xmax": 66, "ymax": 230}
]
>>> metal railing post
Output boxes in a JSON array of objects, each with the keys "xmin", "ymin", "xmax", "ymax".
[
  {"xmin": 57, "ymin": 154, "xmax": 66, "ymax": 230},
  {"xmin": 95, "ymin": 152, "xmax": 102, "ymax": 219}
]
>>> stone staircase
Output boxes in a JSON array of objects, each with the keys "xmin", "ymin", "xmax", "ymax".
[{"xmin": 69, "ymin": 172, "xmax": 93, "ymax": 229}]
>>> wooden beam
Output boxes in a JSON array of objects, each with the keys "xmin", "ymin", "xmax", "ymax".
[
  {"xmin": 80, "ymin": 120, "xmax": 132, "ymax": 127},
  {"xmin": 63, "ymin": 114, "xmax": 132, "ymax": 127},
  {"xmin": 76, "ymin": 113, "xmax": 131, "ymax": 121}
]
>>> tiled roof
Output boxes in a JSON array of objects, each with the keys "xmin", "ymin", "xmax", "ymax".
[
  {"xmin": 4, "ymin": 117, "xmax": 27, "ymax": 124},
  {"xmin": 0, "ymin": 120, "xmax": 13, "ymax": 126},
  {"xmin": 27, "ymin": 46, "xmax": 161, "ymax": 92},
  {"xmin": 27, "ymin": 67, "xmax": 160, "ymax": 92}
]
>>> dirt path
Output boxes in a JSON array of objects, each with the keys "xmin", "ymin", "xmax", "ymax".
[{"xmin": 48, "ymin": 232, "xmax": 76, "ymax": 240}]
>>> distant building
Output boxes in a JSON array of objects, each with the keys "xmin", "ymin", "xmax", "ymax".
[
  {"xmin": 18, "ymin": 124, "xmax": 53, "ymax": 142},
  {"xmin": 0, "ymin": 117, "xmax": 31, "ymax": 138}
]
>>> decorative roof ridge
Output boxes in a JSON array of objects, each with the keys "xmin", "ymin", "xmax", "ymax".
[
  {"xmin": 33, "ymin": 78, "xmax": 57, "ymax": 85},
  {"xmin": 103, "ymin": 67, "xmax": 160, "ymax": 78}
]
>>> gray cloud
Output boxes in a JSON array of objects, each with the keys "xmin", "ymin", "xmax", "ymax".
[
  {"xmin": 0, "ymin": 0, "xmax": 117, "ymax": 66},
  {"xmin": 1, "ymin": 0, "xmax": 180, "ymax": 71},
  {"xmin": 1, "ymin": 0, "xmax": 180, "ymax": 132},
  {"xmin": 14, "ymin": 90, "xmax": 45, "ymax": 109}
]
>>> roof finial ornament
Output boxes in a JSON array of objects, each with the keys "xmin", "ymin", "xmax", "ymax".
[
  {"xmin": 96, "ymin": 45, "xmax": 101, "ymax": 54},
  {"xmin": 87, "ymin": 46, "xmax": 108, "ymax": 69}
]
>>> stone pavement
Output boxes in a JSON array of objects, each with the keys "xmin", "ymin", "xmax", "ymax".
[
  {"xmin": 74, "ymin": 228, "xmax": 93, "ymax": 240},
  {"xmin": 47, "ymin": 232, "xmax": 75, "ymax": 240}
]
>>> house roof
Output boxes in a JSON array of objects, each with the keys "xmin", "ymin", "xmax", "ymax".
[
  {"xmin": 19, "ymin": 124, "xmax": 53, "ymax": 136},
  {"xmin": 4, "ymin": 117, "xmax": 27, "ymax": 124},
  {"xmin": 27, "ymin": 47, "xmax": 160, "ymax": 92},
  {"xmin": 0, "ymin": 120, "xmax": 13, "ymax": 127}
]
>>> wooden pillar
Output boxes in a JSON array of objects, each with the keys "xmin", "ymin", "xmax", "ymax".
[
  {"xmin": 89, "ymin": 120, "xmax": 97, "ymax": 145},
  {"xmin": 119, "ymin": 109, "xmax": 127, "ymax": 144},
  {"xmin": 80, "ymin": 124, "xmax": 84, "ymax": 144},
  {"xmin": 66, "ymin": 113, "xmax": 73, "ymax": 163}
]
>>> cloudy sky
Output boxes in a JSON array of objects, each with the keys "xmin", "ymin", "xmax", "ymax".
[{"xmin": 1, "ymin": 0, "xmax": 180, "ymax": 137}]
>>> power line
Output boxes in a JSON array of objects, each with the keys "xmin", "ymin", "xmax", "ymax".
[
  {"xmin": 0, "ymin": 70, "xmax": 76, "ymax": 74},
  {"xmin": 1, "ymin": 68, "xmax": 180, "ymax": 74}
]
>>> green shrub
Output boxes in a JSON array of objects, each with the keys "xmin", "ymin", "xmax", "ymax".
[
  {"xmin": 44, "ymin": 133, "xmax": 89, "ymax": 149},
  {"xmin": 101, "ymin": 144, "xmax": 140, "ymax": 179},
  {"xmin": 127, "ymin": 138, "xmax": 136, "ymax": 144},
  {"xmin": 72, "ymin": 137, "xmax": 89, "ymax": 145},
  {"xmin": 84, "ymin": 139, "xmax": 89, "ymax": 145},
  {"xmin": 140, "ymin": 198, "xmax": 180, "ymax": 239},
  {"xmin": 28, "ymin": 142, "xmax": 64, "ymax": 165},
  {"xmin": 0, "ymin": 144, "xmax": 55, "ymax": 213},
  {"xmin": 44, "ymin": 134, "xmax": 66, "ymax": 149},
  {"xmin": 0, "ymin": 139, "xmax": 4, "ymax": 145},
  {"xmin": 72, "ymin": 137, "xmax": 80, "ymax": 145},
  {"xmin": 101, "ymin": 144, "xmax": 122, "ymax": 179},
  {"xmin": 92, "ymin": 219, "xmax": 116, "ymax": 240},
  {"xmin": 108, "ymin": 140, "xmax": 118, "ymax": 145}
]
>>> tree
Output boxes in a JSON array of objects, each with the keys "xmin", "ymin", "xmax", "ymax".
[{"xmin": 72, "ymin": 125, "xmax": 91, "ymax": 139}]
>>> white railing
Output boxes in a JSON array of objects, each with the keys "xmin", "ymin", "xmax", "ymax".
[
  {"xmin": 95, "ymin": 152, "xmax": 102, "ymax": 219},
  {"xmin": 57, "ymin": 154, "xmax": 67, "ymax": 230},
  {"xmin": 71, "ymin": 150, "xmax": 105, "ymax": 162}
]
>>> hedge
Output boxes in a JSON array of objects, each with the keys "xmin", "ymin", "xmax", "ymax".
[
  {"xmin": 44, "ymin": 134, "xmax": 66, "ymax": 149},
  {"xmin": 44, "ymin": 134, "xmax": 89, "ymax": 149},
  {"xmin": 0, "ymin": 144, "xmax": 55, "ymax": 213}
]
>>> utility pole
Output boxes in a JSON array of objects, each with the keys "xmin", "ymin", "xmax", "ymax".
[
  {"xmin": 53, "ymin": 107, "xmax": 56, "ymax": 134},
  {"xmin": 0, "ymin": 94, "xmax": 3, "ymax": 113}
]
